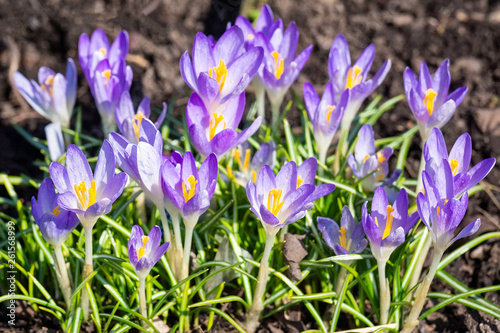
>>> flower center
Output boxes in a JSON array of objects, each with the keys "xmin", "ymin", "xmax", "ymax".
[
  {"xmin": 423, "ymin": 88, "xmax": 438, "ymax": 116},
  {"xmin": 209, "ymin": 113, "xmax": 226, "ymax": 140},
  {"xmin": 376, "ymin": 152, "xmax": 386, "ymax": 165},
  {"xmin": 267, "ymin": 188, "xmax": 285, "ymax": 217},
  {"xmin": 137, "ymin": 235, "xmax": 149, "ymax": 260},
  {"xmin": 74, "ymin": 180, "xmax": 97, "ymax": 209},
  {"xmin": 102, "ymin": 69, "xmax": 112, "ymax": 85},
  {"xmin": 326, "ymin": 105, "xmax": 336, "ymax": 123},
  {"xmin": 208, "ymin": 60, "xmax": 227, "ymax": 92},
  {"xmin": 182, "ymin": 175, "xmax": 198, "ymax": 202},
  {"xmin": 375, "ymin": 172, "xmax": 385, "ymax": 182},
  {"xmin": 296, "ymin": 176, "xmax": 303, "ymax": 188},
  {"xmin": 99, "ymin": 48, "xmax": 107, "ymax": 56},
  {"xmin": 52, "ymin": 205, "xmax": 61, "ymax": 217},
  {"xmin": 132, "ymin": 111, "xmax": 146, "ymax": 141},
  {"xmin": 247, "ymin": 34, "xmax": 255, "ymax": 40},
  {"xmin": 271, "ymin": 51, "xmax": 284, "ymax": 80},
  {"xmin": 41, "ymin": 75, "xmax": 55, "ymax": 96},
  {"xmin": 345, "ymin": 65, "xmax": 363, "ymax": 89},
  {"xmin": 375, "ymin": 205, "xmax": 394, "ymax": 239},
  {"xmin": 234, "ymin": 148, "xmax": 252, "ymax": 171},
  {"xmin": 449, "ymin": 158, "xmax": 459, "ymax": 177}
]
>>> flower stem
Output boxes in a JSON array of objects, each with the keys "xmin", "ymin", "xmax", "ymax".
[
  {"xmin": 377, "ymin": 260, "xmax": 390, "ymax": 325},
  {"xmin": 81, "ymin": 225, "xmax": 94, "ymax": 320},
  {"xmin": 255, "ymin": 83, "xmax": 266, "ymax": 122},
  {"xmin": 180, "ymin": 224, "xmax": 195, "ymax": 281},
  {"xmin": 271, "ymin": 100, "xmax": 281, "ymax": 134},
  {"xmin": 138, "ymin": 277, "xmax": 148, "ymax": 329},
  {"xmin": 170, "ymin": 212, "xmax": 184, "ymax": 280},
  {"xmin": 53, "ymin": 246, "xmax": 72, "ymax": 306},
  {"xmin": 245, "ymin": 233, "xmax": 275, "ymax": 333},
  {"xmin": 401, "ymin": 248, "xmax": 444, "ymax": 333}
]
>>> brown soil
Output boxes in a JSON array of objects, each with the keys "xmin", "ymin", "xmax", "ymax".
[{"xmin": 1, "ymin": 0, "xmax": 499, "ymax": 332}]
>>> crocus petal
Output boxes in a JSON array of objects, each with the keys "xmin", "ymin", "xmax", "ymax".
[{"xmin": 450, "ymin": 218, "xmax": 481, "ymax": 244}]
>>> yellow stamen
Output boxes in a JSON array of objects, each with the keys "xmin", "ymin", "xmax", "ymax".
[
  {"xmin": 345, "ymin": 65, "xmax": 363, "ymax": 89},
  {"xmin": 382, "ymin": 205, "xmax": 395, "ymax": 239},
  {"xmin": 73, "ymin": 180, "xmax": 97, "ymax": 209},
  {"xmin": 450, "ymin": 159, "xmax": 459, "ymax": 177},
  {"xmin": 209, "ymin": 113, "xmax": 226, "ymax": 140},
  {"xmin": 376, "ymin": 173, "xmax": 385, "ymax": 182},
  {"xmin": 363, "ymin": 154, "xmax": 370, "ymax": 163},
  {"xmin": 233, "ymin": 149, "xmax": 242, "ymax": 168},
  {"xmin": 99, "ymin": 48, "xmax": 107, "ymax": 56},
  {"xmin": 41, "ymin": 75, "xmax": 55, "ymax": 96},
  {"xmin": 243, "ymin": 149, "xmax": 251, "ymax": 171},
  {"xmin": 251, "ymin": 169, "xmax": 257, "ymax": 182},
  {"xmin": 271, "ymin": 51, "xmax": 284, "ymax": 80},
  {"xmin": 137, "ymin": 235, "xmax": 149, "ymax": 260},
  {"xmin": 247, "ymin": 34, "xmax": 255, "ymax": 40},
  {"xmin": 423, "ymin": 88, "xmax": 438, "ymax": 116},
  {"xmin": 182, "ymin": 175, "xmax": 198, "ymax": 202},
  {"xmin": 267, "ymin": 188, "xmax": 285, "ymax": 217},
  {"xmin": 102, "ymin": 69, "xmax": 112, "ymax": 85},
  {"xmin": 132, "ymin": 111, "xmax": 146, "ymax": 141},
  {"xmin": 227, "ymin": 164, "xmax": 234, "ymax": 179},
  {"xmin": 376, "ymin": 152, "xmax": 386, "ymax": 165},
  {"xmin": 339, "ymin": 226, "xmax": 347, "ymax": 248},
  {"xmin": 52, "ymin": 206, "xmax": 61, "ymax": 217},
  {"xmin": 208, "ymin": 60, "xmax": 227, "ymax": 91},
  {"xmin": 297, "ymin": 176, "xmax": 303, "ymax": 189},
  {"xmin": 326, "ymin": 105, "xmax": 336, "ymax": 123}
]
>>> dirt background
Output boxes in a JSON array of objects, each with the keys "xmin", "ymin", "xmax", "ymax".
[{"xmin": 1, "ymin": 0, "xmax": 499, "ymax": 332}]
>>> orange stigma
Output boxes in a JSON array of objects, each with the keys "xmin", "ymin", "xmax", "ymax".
[
  {"xmin": 423, "ymin": 89, "xmax": 438, "ymax": 116},
  {"xmin": 267, "ymin": 188, "xmax": 285, "ymax": 217},
  {"xmin": 182, "ymin": 175, "xmax": 198, "ymax": 202},
  {"xmin": 209, "ymin": 113, "xmax": 226, "ymax": 140},
  {"xmin": 208, "ymin": 60, "xmax": 228, "ymax": 91},
  {"xmin": 74, "ymin": 180, "xmax": 97, "ymax": 209},
  {"xmin": 345, "ymin": 65, "xmax": 363, "ymax": 89}
]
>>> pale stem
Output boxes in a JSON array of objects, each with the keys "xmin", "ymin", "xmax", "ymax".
[
  {"xmin": 245, "ymin": 233, "xmax": 275, "ymax": 333},
  {"xmin": 377, "ymin": 259, "xmax": 390, "ymax": 325},
  {"xmin": 101, "ymin": 117, "xmax": 117, "ymax": 138},
  {"xmin": 138, "ymin": 277, "xmax": 148, "ymax": 329},
  {"xmin": 271, "ymin": 100, "xmax": 281, "ymax": 131},
  {"xmin": 335, "ymin": 265, "xmax": 350, "ymax": 295},
  {"xmin": 81, "ymin": 225, "xmax": 94, "ymax": 320},
  {"xmin": 158, "ymin": 207, "xmax": 172, "ymax": 243},
  {"xmin": 255, "ymin": 84, "xmax": 266, "ymax": 122},
  {"xmin": 318, "ymin": 145, "xmax": 328, "ymax": 170},
  {"xmin": 401, "ymin": 248, "xmax": 444, "ymax": 333},
  {"xmin": 180, "ymin": 224, "xmax": 195, "ymax": 281},
  {"xmin": 405, "ymin": 231, "xmax": 432, "ymax": 303},
  {"xmin": 323, "ymin": 264, "xmax": 351, "ymax": 329},
  {"xmin": 53, "ymin": 246, "xmax": 72, "ymax": 306},
  {"xmin": 171, "ymin": 212, "xmax": 184, "ymax": 257}
]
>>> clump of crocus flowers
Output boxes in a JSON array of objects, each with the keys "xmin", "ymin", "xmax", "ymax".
[{"xmin": 14, "ymin": 4, "xmax": 496, "ymax": 333}]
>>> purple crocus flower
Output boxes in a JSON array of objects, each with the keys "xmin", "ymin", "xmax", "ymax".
[
  {"xmin": 49, "ymin": 142, "xmax": 128, "ymax": 226},
  {"xmin": 31, "ymin": 178, "xmax": 79, "ymax": 247},
  {"xmin": 160, "ymin": 151, "xmax": 218, "ymax": 227},
  {"xmin": 404, "ymin": 59, "xmax": 468, "ymax": 141},
  {"xmin": 228, "ymin": 141, "xmax": 276, "ymax": 187},
  {"xmin": 303, "ymin": 81, "xmax": 350, "ymax": 164},
  {"xmin": 108, "ymin": 118, "xmax": 164, "ymax": 208},
  {"xmin": 115, "ymin": 91, "xmax": 167, "ymax": 144},
  {"xmin": 417, "ymin": 162, "xmax": 480, "ymax": 251},
  {"xmin": 180, "ymin": 26, "xmax": 263, "ymax": 112},
  {"xmin": 254, "ymin": 21, "xmax": 313, "ymax": 116},
  {"xmin": 186, "ymin": 92, "xmax": 262, "ymax": 158},
  {"xmin": 235, "ymin": 4, "xmax": 281, "ymax": 47},
  {"xmin": 318, "ymin": 206, "xmax": 367, "ymax": 255},
  {"xmin": 347, "ymin": 124, "xmax": 401, "ymax": 192},
  {"xmin": 246, "ymin": 158, "xmax": 335, "ymax": 236},
  {"xmin": 362, "ymin": 187, "xmax": 418, "ymax": 262},
  {"xmin": 329, "ymin": 34, "xmax": 391, "ymax": 131},
  {"xmin": 128, "ymin": 225, "xmax": 170, "ymax": 279},
  {"xmin": 424, "ymin": 127, "xmax": 495, "ymax": 198},
  {"xmin": 79, "ymin": 29, "xmax": 133, "ymax": 135},
  {"xmin": 14, "ymin": 59, "xmax": 77, "ymax": 129}
]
